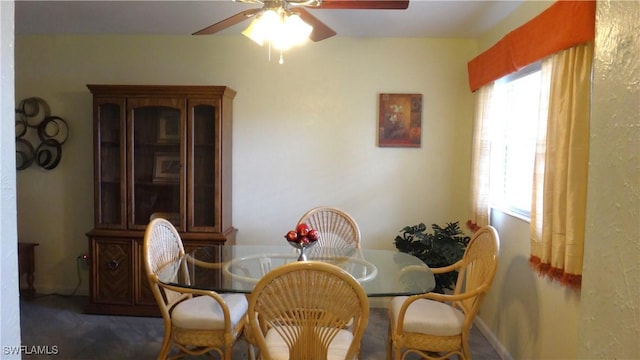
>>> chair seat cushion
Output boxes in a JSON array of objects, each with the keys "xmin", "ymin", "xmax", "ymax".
[
  {"xmin": 390, "ymin": 296, "xmax": 465, "ymax": 336},
  {"xmin": 263, "ymin": 325, "xmax": 355, "ymax": 360},
  {"xmin": 172, "ymin": 293, "xmax": 247, "ymax": 330}
]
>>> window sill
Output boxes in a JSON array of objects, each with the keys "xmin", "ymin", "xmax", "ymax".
[{"xmin": 490, "ymin": 206, "xmax": 531, "ymax": 223}]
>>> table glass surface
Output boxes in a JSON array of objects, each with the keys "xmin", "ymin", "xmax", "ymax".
[{"xmin": 158, "ymin": 245, "xmax": 435, "ymax": 297}]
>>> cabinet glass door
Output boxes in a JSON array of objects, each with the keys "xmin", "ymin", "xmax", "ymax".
[
  {"xmin": 188, "ymin": 100, "xmax": 219, "ymax": 231},
  {"xmin": 95, "ymin": 98, "xmax": 126, "ymax": 229},
  {"xmin": 128, "ymin": 98, "xmax": 185, "ymax": 230}
]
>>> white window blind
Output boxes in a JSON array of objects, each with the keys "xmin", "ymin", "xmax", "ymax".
[{"xmin": 489, "ymin": 62, "xmax": 546, "ymax": 219}]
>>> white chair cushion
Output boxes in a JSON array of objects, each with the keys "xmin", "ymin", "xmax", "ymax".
[
  {"xmin": 390, "ymin": 296, "xmax": 465, "ymax": 337},
  {"xmin": 263, "ymin": 325, "xmax": 355, "ymax": 360},
  {"xmin": 172, "ymin": 293, "xmax": 248, "ymax": 330}
]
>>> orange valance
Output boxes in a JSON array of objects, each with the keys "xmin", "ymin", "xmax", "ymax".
[{"xmin": 467, "ymin": 0, "xmax": 595, "ymax": 91}]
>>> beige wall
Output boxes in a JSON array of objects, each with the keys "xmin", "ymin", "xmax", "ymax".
[
  {"xmin": 14, "ymin": 35, "xmax": 477, "ymax": 295},
  {"xmin": 580, "ymin": 1, "xmax": 640, "ymax": 358}
]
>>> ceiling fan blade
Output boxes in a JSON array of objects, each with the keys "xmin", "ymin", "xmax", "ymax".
[
  {"xmin": 291, "ymin": 7, "xmax": 337, "ymax": 42},
  {"xmin": 192, "ymin": 8, "xmax": 262, "ymax": 35},
  {"xmin": 316, "ymin": 0, "xmax": 409, "ymax": 10}
]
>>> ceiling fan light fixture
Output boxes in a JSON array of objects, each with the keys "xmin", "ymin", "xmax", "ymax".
[
  {"xmin": 241, "ymin": 7, "xmax": 313, "ymax": 53},
  {"xmin": 242, "ymin": 9, "xmax": 281, "ymax": 45},
  {"xmin": 241, "ymin": 18, "xmax": 265, "ymax": 45},
  {"xmin": 288, "ymin": 13, "xmax": 313, "ymax": 39},
  {"xmin": 273, "ymin": 13, "xmax": 312, "ymax": 50}
]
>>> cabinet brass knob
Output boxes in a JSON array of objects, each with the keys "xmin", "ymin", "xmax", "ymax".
[{"xmin": 107, "ymin": 260, "xmax": 119, "ymax": 270}]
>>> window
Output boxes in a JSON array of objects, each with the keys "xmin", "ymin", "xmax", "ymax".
[{"xmin": 489, "ymin": 62, "xmax": 548, "ymax": 219}]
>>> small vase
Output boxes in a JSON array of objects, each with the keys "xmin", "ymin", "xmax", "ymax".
[{"xmin": 297, "ymin": 246, "xmax": 308, "ymax": 261}]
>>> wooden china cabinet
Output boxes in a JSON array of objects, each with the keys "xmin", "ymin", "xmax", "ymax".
[{"xmin": 85, "ymin": 85, "xmax": 236, "ymax": 316}]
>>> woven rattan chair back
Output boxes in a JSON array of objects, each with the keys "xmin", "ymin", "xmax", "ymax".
[
  {"xmin": 144, "ymin": 218, "xmax": 190, "ymax": 314},
  {"xmin": 297, "ymin": 207, "xmax": 361, "ymax": 249},
  {"xmin": 453, "ymin": 225, "xmax": 500, "ymax": 314},
  {"xmin": 143, "ymin": 218, "xmax": 246, "ymax": 360},
  {"xmin": 247, "ymin": 261, "xmax": 369, "ymax": 360},
  {"xmin": 388, "ymin": 225, "xmax": 499, "ymax": 360}
]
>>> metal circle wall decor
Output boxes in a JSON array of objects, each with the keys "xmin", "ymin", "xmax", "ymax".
[
  {"xmin": 16, "ymin": 138, "xmax": 35, "ymax": 170},
  {"xmin": 16, "ymin": 111, "xmax": 28, "ymax": 138},
  {"xmin": 37, "ymin": 116, "xmax": 69, "ymax": 145},
  {"xmin": 35, "ymin": 139, "xmax": 63, "ymax": 170},
  {"xmin": 15, "ymin": 97, "xmax": 69, "ymax": 171},
  {"xmin": 19, "ymin": 97, "xmax": 51, "ymax": 128}
]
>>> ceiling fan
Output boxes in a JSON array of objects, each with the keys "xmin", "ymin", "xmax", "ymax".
[{"xmin": 192, "ymin": 0, "xmax": 410, "ymax": 42}]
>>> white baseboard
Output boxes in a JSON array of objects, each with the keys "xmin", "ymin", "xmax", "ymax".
[{"xmin": 474, "ymin": 316, "xmax": 512, "ymax": 360}]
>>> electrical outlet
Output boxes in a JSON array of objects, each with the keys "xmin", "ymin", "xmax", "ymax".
[{"xmin": 77, "ymin": 253, "xmax": 90, "ymax": 267}]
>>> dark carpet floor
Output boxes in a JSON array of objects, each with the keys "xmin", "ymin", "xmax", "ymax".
[{"xmin": 20, "ymin": 294, "xmax": 500, "ymax": 359}]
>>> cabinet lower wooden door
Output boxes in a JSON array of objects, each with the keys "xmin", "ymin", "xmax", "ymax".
[{"xmin": 93, "ymin": 239, "xmax": 132, "ymax": 305}]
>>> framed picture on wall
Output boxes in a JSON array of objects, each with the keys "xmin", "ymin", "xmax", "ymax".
[
  {"xmin": 153, "ymin": 153, "xmax": 180, "ymax": 183},
  {"xmin": 378, "ymin": 93, "xmax": 423, "ymax": 148}
]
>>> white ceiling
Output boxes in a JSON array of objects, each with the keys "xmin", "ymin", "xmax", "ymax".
[{"xmin": 15, "ymin": 0, "xmax": 524, "ymax": 38}]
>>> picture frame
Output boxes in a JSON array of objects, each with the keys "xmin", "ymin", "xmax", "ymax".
[
  {"xmin": 377, "ymin": 93, "xmax": 423, "ymax": 148},
  {"xmin": 153, "ymin": 153, "xmax": 181, "ymax": 183},
  {"xmin": 157, "ymin": 112, "xmax": 180, "ymax": 143}
]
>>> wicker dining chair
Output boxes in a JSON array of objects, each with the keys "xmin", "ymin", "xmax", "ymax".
[
  {"xmin": 387, "ymin": 225, "xmax": 500, "ymax": 360},
  {"xmin": 247, "ymin": 261, "xmax": 369, "ymax": 360},
  {"xmin": 143, "ymin": 218, "xmax": 248, "ymax": 360},
  {"xmin": 297, "ymin": 206, "xmax": 361, "ymax": 249}
]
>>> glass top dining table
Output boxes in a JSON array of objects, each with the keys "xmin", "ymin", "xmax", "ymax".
[{"xmin": 157, "ymin": 245, "xmax": 435, "ymax": 297}]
